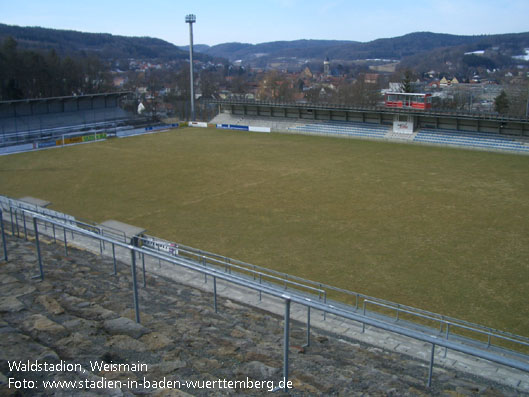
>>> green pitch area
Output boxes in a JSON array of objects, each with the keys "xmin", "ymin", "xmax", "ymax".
[{"xmin": 1, "ymin": 128, "xmax": 528, "ymax": 336}]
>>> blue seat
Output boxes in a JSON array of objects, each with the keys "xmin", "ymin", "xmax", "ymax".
[{"xmin": 414, "ymin": 129, "xmax": 529, "ymax": 153}]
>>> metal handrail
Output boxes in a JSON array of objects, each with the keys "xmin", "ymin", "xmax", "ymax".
[
  {"xmin": 142, "ymin": 243, "xmax": 326, "ymax": 298},
  {"xmin": 364, "ymin": 300, "xmax": 529, "ymax": 350},
  {"xmin": 6, "ymin": 202, "xmax": 528, "ymax": 356},
  {"xmin": 0, "ymin": 195, "xmax": 128, "ymax": 246},
  {"xmin": 0, "ymin": 119, "xmax": 130, "ymax": 141},
  {"xmin": 8, "ymin": 209, "xmax": 529, "ymax": 390},
  {"xmin": 6, "ymin": 204, "xmax": 529, "ymax": 372},
  {"xmin": 139, "ymin": 235, "xmax": 321, "ymax": 294},
  {"xmin": 207, "ymin": 98, "xmax": 529, "ymax": 123},
  {"xmin": 137, "ymin": 234, "xmax": 529, "ymax": 354},
  {"xmin": 364, "ymin": 298, "xmax": 529, "ymax": 344},
  {"xmin": 140, "ymin": 236, "xmax": 327, "ymax": 294}
]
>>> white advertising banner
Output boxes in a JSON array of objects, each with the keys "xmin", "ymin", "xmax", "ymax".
[
  {"xmin": 142, "ymin": 236, "xmax": 179, "ymax": 256},
  {"xmin": 249, "ymin": 126, "xmax": 271, "ymax": 133},
  {"xmin": 393, "ymin": 121, "xmax": 414, "ymax": 134},
  {"xmin": 189, "ymin": 122, "xmax": 208, "ymax": 128}
]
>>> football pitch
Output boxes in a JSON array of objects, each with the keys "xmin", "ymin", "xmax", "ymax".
[{"xmin": 1, "ymin": 127, "xmax": 528, "ymax": 336}]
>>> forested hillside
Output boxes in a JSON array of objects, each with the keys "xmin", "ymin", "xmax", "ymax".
[
  {"xmin": 0, "ymin": 23, "xmax": 209, "ymax": 62},
  {"xmin": 0, "ymin": 36, "xmax": 111, "ymax": 100},
  {"xmin": 194, "ymin": 31, "xmax": 529, "ymax": 70}
]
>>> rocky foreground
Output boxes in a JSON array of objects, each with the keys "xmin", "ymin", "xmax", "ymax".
[{"xmin": 0, "ymin": 233, "xmax": 524, "ymax": 396}]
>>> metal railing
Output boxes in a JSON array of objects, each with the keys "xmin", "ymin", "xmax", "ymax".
[
  {"xmin": 6, "ymin": 194, "xmax": 528, "ymax": 360},
  {"xmin": 137, "ymin": 234, "xmax": 529, "ymax": 359},
  {"xmin": 0, "ymin": 119, "xmax": 130, "ymax": 147},
  {"xmin": 3, "ymin": 194, "xmax": 529, "ymax": 359},
  {"xmin": 138, "ymin": 236, "xmax": 326, "ymax": 300},
  {"xmin": 207, "ymin": 98, "xmax": 529, "ymax": 123},
  {"xmin": 362, "ymin": 300, "xmax": 529, "ymax": 357},
  {"xmin": 2, "ymin": 208, "xmax": 529, "ymax": 390},
  {"xmin": 1, "ymin": 196, "xmax": 128, "ymax": 252}
]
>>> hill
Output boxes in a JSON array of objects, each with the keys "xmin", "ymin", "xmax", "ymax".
[
  {"xmin": 0, "ymin": 23, "xmax": 213, "ymax": 62},
  {"xmin": 2, "ymin": 24, "xmax": 528, "ymax": 73},
  {"xmin": 399, "ymin": 32, "xmax": 529, "ymax": 73},
  {"xmin": 192, "ymin": 32, "xmax": 529, "ymax": 71},
  {"xmin": 185, "ymin": 39, "xmax": 353, "ymax": 61}
]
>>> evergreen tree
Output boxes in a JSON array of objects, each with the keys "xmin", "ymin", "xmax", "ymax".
[
  {"xmin": 402, "ymin": 70, "xmax": 413, "ymax": 93},
  {"xmin": 0, "ymin": 37, "xmax": 113, "ymax": 100},
  {"xmin": 494, "ymin": 90, "xmax": 509, "ymax": 114},
  {"xmin": 1, "ymin": 37, "xmax": 23, "ymax": 99}
]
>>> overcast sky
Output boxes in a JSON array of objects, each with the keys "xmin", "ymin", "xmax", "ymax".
[{"xmin": 1, "ymin": 0, "xmax": 528, "ymax": 46}]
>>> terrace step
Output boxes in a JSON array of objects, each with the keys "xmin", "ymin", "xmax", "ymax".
[
  {"xmin": 384, "ymin": 131, "xmax": 419, "ymax": 141},
  {"xmin": 1, "ymin": 230, "xmax": 528, "ymax": 395}
]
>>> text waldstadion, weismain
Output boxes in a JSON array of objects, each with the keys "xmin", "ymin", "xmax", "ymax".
[{"xmin": 8, "ymin": 360, "xmax": 148, "ymax": 373}]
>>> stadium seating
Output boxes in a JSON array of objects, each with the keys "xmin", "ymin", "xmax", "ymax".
[
  {"xmin": 1, "ymin": 107, "xmax": 130, "ymax": 135},
  {"xmin": 415, "ymin": 128, "xmax": 529, "ymax": 153},
  {"xmin": 209, "ymin": 113, "xmax": 529, "ymax": 154},
  {"xmin": 210, "ymin": 114, "xmax": 308, "ymax": 131},
  {"xmin": 288, "ymin": 120, "xmax": 389, "ymax": 139}
]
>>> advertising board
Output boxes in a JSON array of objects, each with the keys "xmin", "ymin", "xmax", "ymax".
[
  {"xmin": 189, "ymin": 122, "xmax": 208, "ymax": 128},
  {"xmin": 393, "ymin": 121, "xmax": 414, "ymax": 134}
]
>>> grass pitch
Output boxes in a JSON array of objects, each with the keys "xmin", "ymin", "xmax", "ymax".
[{"xmin": 1, "ymin": 127, "xmax": 528, "ymax": 336}]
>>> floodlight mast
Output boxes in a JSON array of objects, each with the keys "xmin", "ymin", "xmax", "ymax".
[{"xmin": 185, "ymin": 14, "xmax": 196, "ymax": 121}]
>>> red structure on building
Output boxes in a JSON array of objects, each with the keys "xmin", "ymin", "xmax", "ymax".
[{"xmin": 385, "ymin": 92, "xmax": 432, "ymax": 110}]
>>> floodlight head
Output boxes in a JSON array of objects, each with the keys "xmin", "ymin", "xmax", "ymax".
[{"xmin": 185, "ymin": 14, "xmax": 196, "ymax": 23}]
